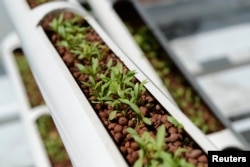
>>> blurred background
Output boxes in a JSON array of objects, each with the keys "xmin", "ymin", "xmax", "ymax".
[{"xmin": 0, "ymin": 1, "xmax": 31, "ymax": 166}]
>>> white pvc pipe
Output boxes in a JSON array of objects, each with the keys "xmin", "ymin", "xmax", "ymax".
[
  {"xmin": 2, "ymin": 1, "xmax": 218, "ymax": 167},
  {"xmin": 0, "ymin": 32, "xmax": 51, "ymax": 167},
  {"xmin": 207, "ymin": 129, "xmax": 246, "ymax": 150},
  {"xmin": 30, "ymin": 105, "xmax": 50, "ymax": 121},
  {"xmin": 2, "ymin": 1, "xmax": 128, "ymax": 167}
]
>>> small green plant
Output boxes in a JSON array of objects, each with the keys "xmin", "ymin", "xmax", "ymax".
[
  {"xmin": 50, "ymin": 14, "xmax": 87, "ymax": 39},
  {"xmin": 76, "ymin": 57, "xmax": 100, "ymax": 76},
  {"xmin": 71, "ymin": 42, "xmax": 102, "ymax": 60},
  {"xmin": 84, "ymin": 61, "xmax": 150, "ymax": 125},
  {"xmin": 127, "ymin": 125, "xmax": 194, "ymax": 167},
  {"xmin": 167, "ymin": 116, "xmax": 183, "ymax": 129}
]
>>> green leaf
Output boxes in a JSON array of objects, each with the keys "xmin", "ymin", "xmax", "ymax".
[
  {"xmin": 138, "ymin": 149, "xmax": 144, "ymax": 158},
  {"xmin": 76, "ymin": 64, "xmax": 85, "ymax": 73},
  {"xmin": 100, "ymin": 82, "xmax": 110, "ymax": 96},
  {"xmin": 92, "ymin": 58, "xmax": 99, "ymax": 75},
  {"xmin": 80, "ymin": 81, "xmax": 91, "ymax": 87},
  {"xmin": 89, "ymin": 76, "xmax": 96, "ymax": 85},
  {"xmin": 127, "ymin": 129, "xmax": 145, "ymax": 147},
  {"xmin": 126, "ymin": 128, "xmax": 138, "ymax": 136},
  {"xmin": 142, "ymin": 117, "xmax": 152, "ymax": 125},
  {"xmin": 139, "ymin": 80, "xmax": 147, "ymax": 91},
  {"xmin": 167, "ymin": 116, "xmax": 183, "ymax": 129},
  {"xmin": 156, "ymin": 125, "xmax": 165, "ymax": 149},
  {"xmin": 134, "ymin": 158, "xmax": 143, "ymax": 167},
  {"xmin": 117, "ymin": 63, "xmax": 123, "ymax": 73},
  {"xmin": 123, "ymin": 70, "xmax": 136, "ymax": 83},
  {"xmin": 174, "ymin": 147, "xmax": 187, "ymax": 157},
  {"xmin": 160, "ymin": 152, "xmax": 175, "ymax": 167},
  {"xmin": 109, "ymin": 110, "xmax": 117, "ymax": 120},
  {"xmin": 58, "ymin": 25, "xmax": 66, "ymax": 38},
  {"xmin": 109, "ymin": 81, "xmax": 120, "ymax": 93},
  {"xmin": 120, "ymin": 99, "xmax": 140, "ymax": 114},
  {"xmin": 49, "ymin": 19, "xmax": 58, "ymax": 31},
  {"xmin": 58, "ymin": 13, "xmax": 64, "ymax": 24},
  {"xmin": 97, "ymin": 96, "xmax": 113, "ymax": 101},
  {"xmin": 117, "ymin": 89, "xmax": 126, "ymax": 99},
  {"xmin": 179, "ymin": 159, "xmax": 194, "ymax": 167},
  {"xmin": 58, "ymin": 40, "xmax": 69, "ymax": 48},
  {"xmin": 107, "ymin": 59, "xmax": 113, "ymax": 68},
  {"xmin": 134, "ymin": 83, "xmax": 139, "ymax": 97}
]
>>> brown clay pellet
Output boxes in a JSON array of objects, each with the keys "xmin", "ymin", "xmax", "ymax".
[
  {"xmin": 114, "ymin": 133, "xmax": 122, "ymax": 142},
  {"xmin": 140, "ymin": 106, "xmax": 147, "ymax": 116},
  {"xmin": 161, "ymin": 115, "xmax": 168, "ymax": 123},
  {"xmin": 124, "ymin": 141, "xmax": 130, "ymax": 148},
  {"xmin": 189, "ymin": 149, "xmax": 202, "ymax": 159},
  {"xmin": 169, "ymin": 127, "xmax": 177, "ymax": 134},
  {"xmin": 127, "ymin": 148, "xmax": 133, "ymax": 154},
  {"xmin": 120, "ymin": 146, "xmax": 127, "ymax": 154},
  {"xmin": 198, "ymin": 155, "xmax": 208, "ymax": 163},
  {"xmin": 126, "ymin": 133, "xmax": 132, "ymax": 140},
  {"xmin": 188, "ymin": 158, "xmax": 197, "ymax": 165},
  {"xmin": 114, "ymin": 125, "xmax": 123, "ymax": 133},
  {"xmin": 122, "ymin": 128, "xmax": 128, "ymax": 135},
  {"xmin": 165, "ymin": 122, "xmax": 172, "ymax": 129},
  {"xmin": 169, "ymin": 133, "xmax": 179, "ymax": 142},
  {"xmin": 155, "ymin": 104, "xmax": 161, "ymax": 111},
  {"xmin": 108, "ymin": 123, "xmax": 115, "ymax": 130},
  {"xmin": 99, "ymin": 112, "xmax": 107, "ymax": 119},
  {"xmin": 131, "ymin": 142, "xmax": 139, "ymax": 150},
  {"xmin": 119, "ymin": 117, "xmax": 128, "ymax": 126}
]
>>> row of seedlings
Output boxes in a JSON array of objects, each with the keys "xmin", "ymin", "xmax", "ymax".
[
  {"xmin": 112, "ymin": 1, "xmax": 224, "ymax": 135},
  {"xmin": 39, "ymin": 11, "xmax": 210, "ymax": 167}
]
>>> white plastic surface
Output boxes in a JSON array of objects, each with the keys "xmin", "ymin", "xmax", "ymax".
[
  {"xmin": 207, "ymin": 129, "xmax": 246, "ymax": 150},
  {"xmin": 0, "ymin": 75, "xmax": 19, "ymax": 120}
]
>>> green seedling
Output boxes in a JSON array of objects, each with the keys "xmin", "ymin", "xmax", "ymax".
[
  {"xmin": 77, "ymin": 57, "xmax": 100, "ymax": 76},
  {"xmin": 103, "ymin": 63, "xmax": 150, "ymax": 125},
  {"xmin": 167, "ymin": 116, "xmax": 183, "ymax": 129},
  {"xmin": 50, "ymin": 13, "xmax": 65, "ymax": 35},
  {"xmin": 71, "ymin": 42, "xmax": 102, "ymax": 60},
  {"xmin": 127, "ymin": 125, "xmax": 194, "ymax": 167},
  {"xmin": 50, "ymin": 14, "xmax": 87, "ymax": 37}
]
